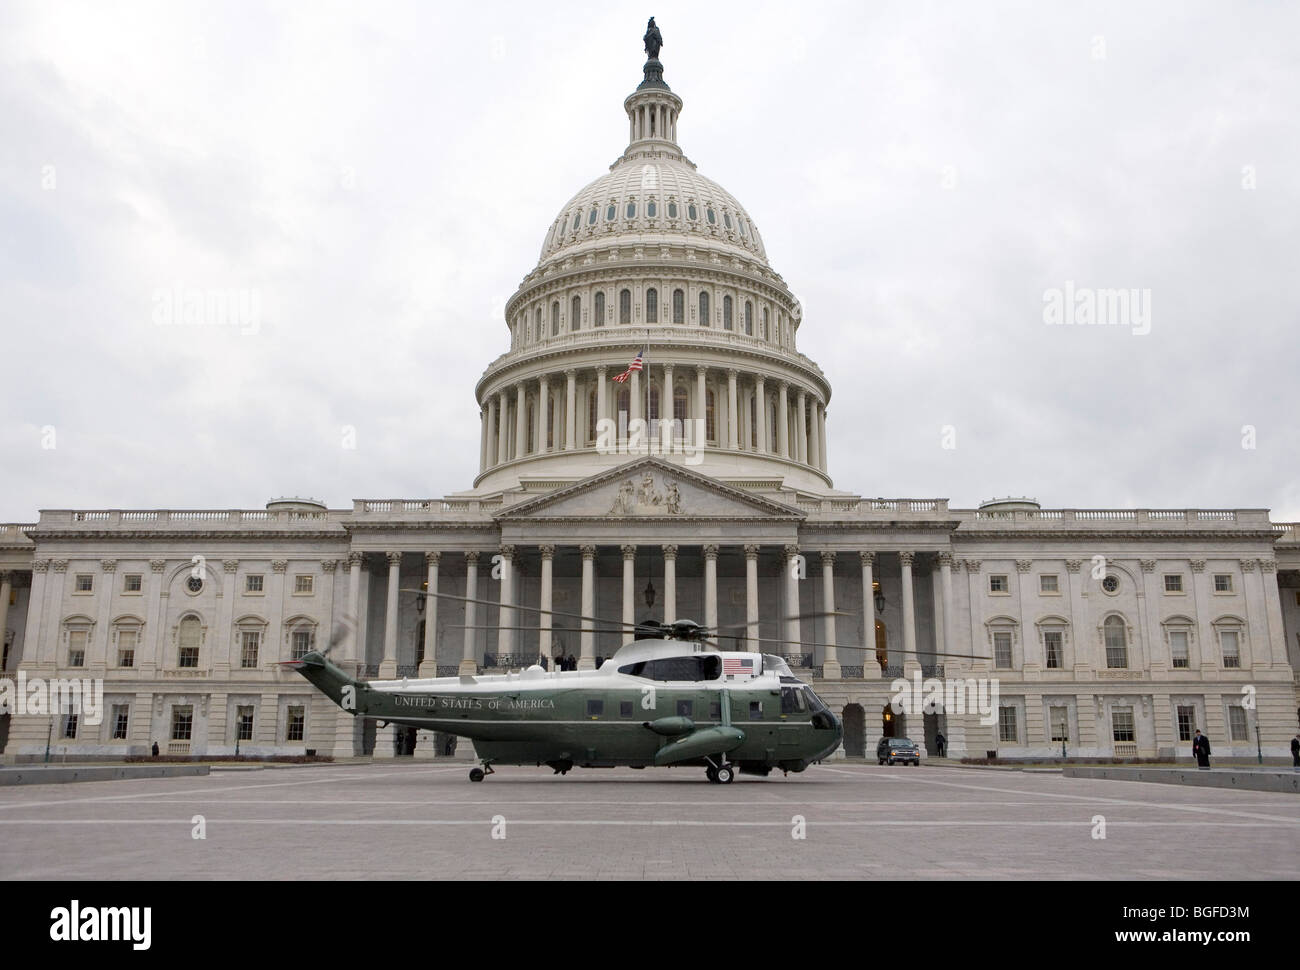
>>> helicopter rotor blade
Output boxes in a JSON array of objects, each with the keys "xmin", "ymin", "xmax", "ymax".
[
  {"xmin": 400, "ymin": 589, "xmax": 647, "ymax": 633},
  {"xmin": 715, "ymin": 610, "xmax": 854, "ymax": 631}
]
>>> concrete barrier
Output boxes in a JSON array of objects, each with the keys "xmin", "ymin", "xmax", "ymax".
[
  {"xmin": 1063, "ymin": 765, "xmax": 1300, "ymax": 793},
  {"xmin": 0, "ymin": 764, "xmax": 210, "ymax": 786}
]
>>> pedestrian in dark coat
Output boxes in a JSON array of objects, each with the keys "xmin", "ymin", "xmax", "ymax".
[
  {"xmin": 151, "ymin": 740, "xmax": 160, "ymax": 758},
  {"xmin": 1290, "ymin": 733, "xmax": 1299, "ymax": 770},
  {"xmin": 935, "ymin": 732, "xmax": 947, "ymax": 757},
  {"xmin": 1192, "ymin": 729, "xmax": 1211, "ymax": 769}
]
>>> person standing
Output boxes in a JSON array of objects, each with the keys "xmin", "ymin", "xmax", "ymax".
[
  {"xmin": 934, "ymin": 732, "xmax": 947, "ymax": 757},
  {"xmin": 1290, "ymin": 732, "xmax": 1299, "ymax": 770},
  {"xmin": 151, "ymin": 740, "xmax": 159, "ymax": 758},
  {"xmin": 1192, "ymin": 729, "xmax": 1211, "ymax": 770}
]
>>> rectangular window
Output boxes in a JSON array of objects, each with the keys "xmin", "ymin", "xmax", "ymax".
[
  {"xmin": 1227, "ymin": 705, "xmax": 1248, "ymax": 742},
  {"xmin": 619, "ymin": 701, "xmax": 633, "ymax": 718},
  {"xmin": 1111, "ymin": 710, "xmax": 1135, "ymax": 742},
  {"xmin": 75, "ymin": 574, "xmax": 93, "ymax": 592},
  {"xmin": 1039, "ymin": 575, "xmax": 1059, "ymax": 594},
  {"xmin": 676, "ymin": 699, "xmax": 694, "ymax": 717},
  {"xmin": 68, "ymin": 630, "xmax": 87, "ymax": 667},
  {"xmin": 1163, "ymin": 574, "xmax": 1183, "ymax": 593},
  {"xmin": 245, "ymin": 574, "xmax": 264, "ymax": 593},
  {"xmin": 112, "ymin": 704, "xmax": 129, "ymax": 740},
  {"xmin": 240, "ymin": 631, "xmax": 261, "ymax": 669},
  {"xmin": 294, "ymin": 575, "xmax": 313, "ymax": 594},
  {"xmin": 171, "ymin": 705, "xmax": 193, "ymax": 741},
  {"xmin": 123, "ymin": 574, "xmax": 142, "ymax": 592},
  {"xmin": 1213, "ymin": 573, "xmax": 1233, "ymax": 593},
  {"xmin": 749, "ymin": 701, "xmax": 763, "ymax": 720},
  {"xmin": 1043, "ymin": 630, "xmax": 1063, "ymax": 669},
  {"xmin": 291, "ymin": 630, "xmax": 312, "ymax": 661},
  {"xmin": 585, "ymin": 699, "xmax": 604, "ymax": 717},
  {"xmin": 286, "ymin": 706, "xmax": 305, "ymax": 742},
  {"xmin": 1219, "ymin": 630, "xmax": 1240, "ymax": 668},
  {"xmin": 236, "ymin": 706, "xmax": 254, "ymax": 741},
  {"xmin": 178, "ymin": 643, "xmax": 199, "ymax": 668},
  {"xmin": 63, "ymin": 713, "xmax": 78, "ymax": 738},
  {"xmin": 709, "ymin": 701, "xmax": 721, "ymax": 720},
  {"xmin": 1176, "ymin": 705, "xmax": 1195, "ymax": 742},
  {"xmin": 989, "ymin": 575, "xmax": 1008, "ymax": 594},
  {"xmin": 993, "ymin": 631, "xmax": 1013, "ymax": 669},
  {"xmin": 998, "ymin": 707, "xmax": 1017, "ymax": 743},
  {"xmin": 1169, "ymin": 630, "xmax": 1189, "ymax": 668},
  {"xmin": 1049, "ymin": 706, "xmax": 1068, "ymax": 742},
  {"xmin": 117, "ymin": 629, "xmax": 137, "ymax": 668}
]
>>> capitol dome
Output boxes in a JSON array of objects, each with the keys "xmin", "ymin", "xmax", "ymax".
[{"xmin": 475, "ymin": 35, "xmax": 832, "ymax": 496}]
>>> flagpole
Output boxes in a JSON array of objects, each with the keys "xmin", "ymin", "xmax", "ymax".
[{"xmin": 644, "ymin": 327, "xmax": 650, "ymax": 442}]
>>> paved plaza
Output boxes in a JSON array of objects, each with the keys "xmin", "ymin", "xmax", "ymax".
[{"xmin": 0, "ymin": 762, "xmax": 1296, "ymax": 880}]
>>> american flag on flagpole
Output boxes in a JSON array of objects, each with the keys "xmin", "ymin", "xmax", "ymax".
[{"xmin": 611, "ymin": 348, "xmax": 645, "ymax": 383}]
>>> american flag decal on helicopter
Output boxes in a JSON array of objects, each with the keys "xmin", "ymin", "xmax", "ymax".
[{"xmin": 723, "ymin": 657, "xmax": 754, "ymax": 676}]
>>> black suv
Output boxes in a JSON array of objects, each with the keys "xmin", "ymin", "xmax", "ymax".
[{"xmin": 876, "ymin": 736, "xmax": 921, "ymax": 766}]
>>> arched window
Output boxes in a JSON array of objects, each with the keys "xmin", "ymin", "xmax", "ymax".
[
  {"xmin": 646, "ymin": 288, "xmax": 658, "ymax": 324},
  {"xmin": 587, "ymin": 207, "xmax": 598, "ymax": 225},
  {"xmin": 762, "ymin": 306, "xmax": 770, "ymax": 341},
  {"xmin": 672, "ymin": 288, "xmax": 684, "ymax": 324},
  {"xmin": 668, "ymin": 201, "xmax": 678, "ymax": 219},
  {"xmin": 546, "ymin": 399, "xmax": 554, "ymax": 448},
  {"xmin": 706, "ymin": 207, "xmax": 716, "ymax": 225},
  {"xmin": 699, "ymin": 291, "xmax": 710, "ymax": 327},
  {"xmin": 606, "ymin": 204, "xmax": 617, "ymax": 222},
  {"xmin": 647, "ymin": 200, "xmax": 657, "ymax": 218},
  {"xmin": 745, "ymin": 300, "xmax": 753, "ymax": 335},
  {"xmin": 626, "ymin": 201, "xmax": 637, "ymax": 219},
  {"xmin": 571, "ymin": 295, "xmax": 581, "ymax": 332},
  {"xmin": 649, "ymin": 383, "xmax": 660, "ymax": 422},
  {"xmin": 594, "ymin": 291, "xmax": 605, "ymax": 327},
  {"xmin": 178, "ymin": 615, "xmax": 201, "ymax": 668},
  {"xmin": 1104, "ymin": 616, "xmax": 1128, "ymax": 669},
  {"xmin": 705, "ymin": 389, "xmax": 716, "ymax": 443},
  {"xmin": 617, "ymin": 387, "xmax": 630, "ymax": 421},
  {"xmin": 688, "ymin": 203, "xmax": 697, "ymax": 221},
  {"xmin": 551, "ymin": 301, "xmax": 560, "ymax": 336},
  {"xmin": 572, "ymin": 211, "xmax": 581, "ymax": 231},
  {"xmin": 750, "ymin": 395, "xmax": 757, "ymax": 446},
  {"xmin": 535, "ymin": 307, "xmax": 542, "ymax": 340},
  {"xmin": 673, "ymin": 385, "xmax": 688, "ymax": 422},
  {"xmin": 769, "ymin": 403, "xmax": 778, "ymax": 451},
  {"xmin": 527, "ymin": 404, "xmax": 535, "ymax": 453},
  {"xmin": 723, "ymin": 295, "xmax": 733, "ymax": 330},
  {"xmin": 619, "ymin": 289, "xmax": 631, "ymax": 324}
]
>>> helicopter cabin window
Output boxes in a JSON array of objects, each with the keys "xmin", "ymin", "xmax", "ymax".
[
  {"xmin": 620, "ymin": 701, "xmax": 634, "ymax": 717},
  {"xmin": 618, "ymin": 655, "xmax": 721, "ymax": 681},
  {"xmin": 749, "ymin": 701, "xmax": 763, "ymax": 720},
  {"xmin": 708, "ymin": 700, "xmax": 721, "ymax": 719},
  {"xmin": 676, "ymin": 699, "xmax": 694, "ymax": 717},
  {"xmin": 780, "ymin": 686, "xmax": 808, "ymax": 715},
  {"xmin": 586, "ymin": 699, "xmax": 604, "ymax": 717}
]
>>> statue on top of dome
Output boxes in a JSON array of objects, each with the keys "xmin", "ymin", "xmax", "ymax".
[{"xmin": 644, "ymin": 17, "xmax": 663, "ymax": 60}]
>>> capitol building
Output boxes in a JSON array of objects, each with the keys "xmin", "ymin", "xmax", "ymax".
[{"xmin": 2, "ymin": 39, "xmax": 1298, "ymax": 763}]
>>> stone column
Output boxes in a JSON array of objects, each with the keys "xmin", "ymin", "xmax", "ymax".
[
  {"xmin": 744, "ymin": 545, "xmax": 759, "ymax": 651},
  {"xmin": 860, "ymin": 552, "xmax": 879, "ymax": 676},
  {"xmin": 661, "ymin": 363, "xmax": 674, "ymax": 449},
  {"xmin": 22, "ymin": 562, "xmax": 47, "ymax": 671},
  {"xmin": 594, "ymin": 368, "xmax": 606, "ymax": 449},
  {"xmin": 496, "ymin": 390, "xmax": 509, "ymax": 465},
  {"xmin": 796, "ymin": 389, "xmax": 808, "ymax": 463},
  {"xmin": 695, "ymin": 366, "xmax": 707, "ymax": 446},
  {"xmin": 485, "ymin": 398, "xmax": 498, "ymax": 468},
  {"xmin": 0, "ymin": 571, "xmax": 11, "ymax": 667},
  {"xmin": 579, "ymin": 545, "xmax": 596, "ymax": 669},
  {"xmin": 777, "ymin": 382, "xmax": 790, "ymax": 458},
  {"xmin": 269, "ymin": 559, "xmax": 288, "ymax": 664},
  {"xmin": 821, "ymin": 551, "xmax": 839, "ymax": 678},
  {"xmin": 538, "ymin": 546, "xmax": 554, "ymax": 661},
  {"xmin": 460, "ymin": 552, "xmax": 479, "ymax": 676},
  {"xmin": 900, "ymin": 551, "xmax": 919, "ymax": 674},
  {"xmin": 497, "ymin": 545, "xmax": 515, "ymax": 658},
  {"xmin": 726, "ymin": 369, "xmax": 739, "ymax": 449},
  {"xmin": 809, "ymin": 400, "xmax": 822, "ymax": 469},
  {"xmin": 420, "ymin": 552, "xmax": 439, "ymax": 677},
  {"xmin": 704, "ymin": 545, "xmax": 719, "ymax": 633},
  {"xmin": 938, "ymin": 551, "xmax": 954, "ymax": 662},
  {"xmin": 818, "ymin": 403, "xmax": 828, "ymax": 471},
  {"xmin": 565, "ymin": 369, "xmax": 577, "ymax": 450},
  {"xmin": 630, "ymin": 370, "xmax": 642, "ymax": 428},
  {"xmin": 380, "ymin": 552, "xmax": 401, "ymax": 679},
  {"xmin": 538, "ymin": 376, "xmax": 550, "ymax": 454},
  {"xmin": 515, "ymin": 384, "xmax": 527, "ymax": 458},
  {"xmin": 346, "ymin": 552, "xmax": 362, "ymax": 668},
  {"xmin": 755, "ymin": 377, "xmax": 767, "ymax": 454},
  {"xmin": 90, "ymin": 559, "xmax": 116, "ymax": 670},
  {"xmin": 1258, "ymin": 560, "xmax": 1288, "ymax": 665},
  {"xmin": 662, "ymin": 544, "xmax": 677, "ymax": 623},
  {"xmin": 216, "ymin": 559, "xmax": 238, "ymax": 674},
  {"xmin": 479, "ymin": 405, "xmax": 489, "ymax": 471},
  {"xmin": 621, "ymin": 545, "xmax": 636, "ymax": 632},
  {"xmin": 785, "ymin": 544, "xmax": 801, "ymax": 657}
]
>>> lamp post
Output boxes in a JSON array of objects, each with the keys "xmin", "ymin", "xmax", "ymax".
[{"xmin": 1255, "ymin": 722, "xmax": 1262, "ymax": 765}]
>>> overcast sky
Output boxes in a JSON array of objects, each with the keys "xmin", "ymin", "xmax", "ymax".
[{"xmin": 2, "ymin": 0, "xmax": 1297, "ymax": 523}]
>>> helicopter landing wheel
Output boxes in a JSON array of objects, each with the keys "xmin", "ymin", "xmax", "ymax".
[
  {"xmin": 705, "ymin": 766, "xmax": 718, "ymax": 783},
  {"xmin": 715, "ymin": 765, "xmax": 734, "ymax": 785},
  {"xmin": 469, "ymin": 768, "xmax": 485, "ymax": 783}
]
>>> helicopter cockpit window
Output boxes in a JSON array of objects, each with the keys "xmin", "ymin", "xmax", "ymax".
[
  {"xmin": 803, "ymin": 688, "xmax": 829, "ymax": 714},
  {"xmin": 618, "ymin": 655, "xmax": 722, "ymax": 681},
  {"xmin": 780, "ymin": 686, "xmax": 808, "ymax": 715},
  {"xmin": 763, "ymin": 654, "xmax": 795, "ymax": 679}
]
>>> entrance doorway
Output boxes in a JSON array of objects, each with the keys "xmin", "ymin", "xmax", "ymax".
[
  {"xmin": 395, "ymin": 725, "xmax": 418, "ymax": 756},
  {"xmin": 881, "ymin": 702, "xmax": 900, "ymax": 739},
  {"xmin": 875, "ymin": 620, "xmax": 887, "ymax": 668},
  {"xmin": 0, "ymin": 713, "xmax": 9, "ymax": 754},
  {"xmin": 842, "ymin": 704, "xmax": 865, "ymax": 757}
]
